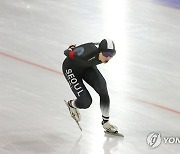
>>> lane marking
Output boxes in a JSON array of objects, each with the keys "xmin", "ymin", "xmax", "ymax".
[
  {"xmin": 134, "ymin": 97, "xmax": 180, "ymax": 115},
  {"xmin": 0, "ymin": 51, "xmax": 63, "ymax": 75},
  {"xmin": 1, "ymin": 51, "xmax": 180, "ymax": 115}
]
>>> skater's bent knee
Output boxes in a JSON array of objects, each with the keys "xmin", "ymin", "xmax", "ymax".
[
  {"xmin": 80, "ymin": 99, "xmax": 92, "ymax": 109},
  {"xmin": 75, "ymin": 98, "xmax": 92, "ymax": 109}
]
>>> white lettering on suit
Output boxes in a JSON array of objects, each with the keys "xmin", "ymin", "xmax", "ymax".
[{"xmin": 65, "ymin": 69, "xmax": 83, "ymax": 96}]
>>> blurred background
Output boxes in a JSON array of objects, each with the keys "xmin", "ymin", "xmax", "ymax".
[{"xmin": 0, "ymin": 0, "xmax": 180, "ymax": 154}]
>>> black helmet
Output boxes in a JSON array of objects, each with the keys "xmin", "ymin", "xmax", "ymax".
[{"xmin": 99, "ymin": 39, "xmax": 116, "ymax": 56}]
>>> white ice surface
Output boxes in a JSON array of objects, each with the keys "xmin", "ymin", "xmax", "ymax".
[{"xmin": 0, "ymin": 0, "xmax": 180, "ymax": 154}]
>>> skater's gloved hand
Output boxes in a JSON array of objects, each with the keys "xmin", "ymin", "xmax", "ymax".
[
  {"xmin": 68, "ymin": 44, "xmax": 76, "ymax": 50},
  {"xmin": 64, "ymin": 44, "xmax": 76, "ymax": 58}
]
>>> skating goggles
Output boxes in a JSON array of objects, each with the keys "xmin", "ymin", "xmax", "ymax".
[{"xmin": 102, "ymin": 52, "xmax": 115, "ymax": 57}]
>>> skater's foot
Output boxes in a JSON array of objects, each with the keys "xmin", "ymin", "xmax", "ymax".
[
  {"xmin": 102, "ymin": 121, "xmax": 118, "ymax": 133},
  {"xmin": 66, "ymin": 100, "xmax": 81, "ymax": 122}
]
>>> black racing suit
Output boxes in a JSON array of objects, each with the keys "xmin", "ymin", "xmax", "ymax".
[{"xmin": 62, "ymin": 42, "xmax": 110, "ymax": 121}]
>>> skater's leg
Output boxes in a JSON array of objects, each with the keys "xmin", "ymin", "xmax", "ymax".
[
  {"xmin": 82, "ymin": 67, "xmax": 120, "ymax": 133},
  {"xmin": 62, "ymin": 59, "xmax": 92, "ymax": 109},
  {"xmin": 82, "ymin": 67, "xmax": 110, "ymax": 121}
]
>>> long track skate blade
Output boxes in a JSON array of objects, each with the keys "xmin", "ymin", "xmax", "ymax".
[
  {"xmin": 64, "ymin": 100, "xmax": 82, "ymax": 131},
  {"xmin": 104, "ymin": 131, "xmax": 124, "ymax": 137},
  {"xmin": 64, "ymin": 100, "xmax": 69, "ymax": 108},
  {"xmin": 76, "ymin": 120, "xmax": 82, "ymax": 131}
]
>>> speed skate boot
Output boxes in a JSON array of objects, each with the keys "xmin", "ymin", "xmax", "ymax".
[
  {"xmin": 65, "ymin": 100, "xmax": 81, "ymax": 122},
  {"xmin": 102, "ymin": 121, "xmax": 118, "ymax": 133},
  {"xmin": 102, "ymin": 121, "xmax": 124, "ymax": 137}
]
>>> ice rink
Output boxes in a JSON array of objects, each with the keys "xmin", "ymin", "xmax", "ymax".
[{"xmin": 0, "ymin": 0, "xmax": 180, "ymax": 154}]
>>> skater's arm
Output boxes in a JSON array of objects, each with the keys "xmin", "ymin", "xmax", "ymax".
[
  {"xmin": 64, "ymin": 44, "xmax": 76, "ymax": 58},
  {"xmin": 64, "ymin": 47, "xmax": 84, "ymax": 60},
  {"xmin": 64, "ymin": 43, "xmax": 96, "ymax": 61}
]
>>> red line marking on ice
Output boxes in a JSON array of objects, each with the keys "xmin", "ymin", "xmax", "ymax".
[
  {"xmin": 132, "ymin": 97, "xmax": 180, "ymax": 115},
  {"xmin": 1, "ymin": 51, "xmax": 180, "ymax": 115},
  {"xmin": 0, "ymin": 51, "xmax": 63, "ymax": 75}
]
